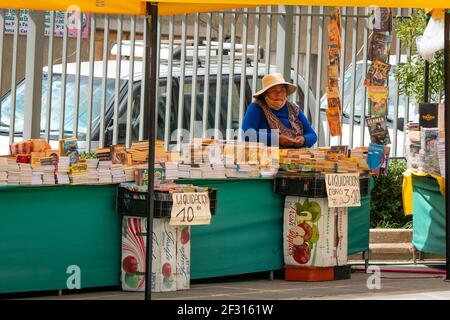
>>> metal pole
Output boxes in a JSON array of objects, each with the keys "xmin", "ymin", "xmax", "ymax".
[
  {"xmin": 144, "ymin": 2, "xmax": 158, "ymax": 300},
  {"xmin": 23, "ymin": 10, "xmax": 45, "ymax": 139},
  {"xmin": 444, "ymin": 10, "xmax": 450, "ymax": 281}
]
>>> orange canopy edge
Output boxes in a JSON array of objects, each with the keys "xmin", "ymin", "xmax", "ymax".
[{"xmin": 0, "ymin": 0, "xmax": 447, "ymax": 15}]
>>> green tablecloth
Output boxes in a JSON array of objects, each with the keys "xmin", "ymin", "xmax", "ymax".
[
  {"xmin": 411, "ymin": 175, "xmax": 446, "ymax": 255},
  {"xmin": 0, "ymin": 179, "xmax": 370, "ymax": 293}
]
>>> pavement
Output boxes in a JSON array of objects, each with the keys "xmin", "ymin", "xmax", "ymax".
[{"xmin": 8, "ymin": 263, "xmax": 450, "ymax": 300}]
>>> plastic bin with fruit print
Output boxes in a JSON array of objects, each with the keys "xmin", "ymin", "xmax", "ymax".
[{"xmin": 283, "ymin": 196, "xmax": 348, "ymax": 272}]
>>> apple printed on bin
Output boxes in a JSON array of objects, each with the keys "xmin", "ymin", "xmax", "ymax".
[
  {"xmin": 290, "ymin": 199, "xmax": 321, "ymax": 265},
  {"xmin": 162, "ymin": 262, "xmax": 174, "ymax": 289}
]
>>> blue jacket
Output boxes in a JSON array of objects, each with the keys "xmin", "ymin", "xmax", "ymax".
[{"xmin": 242, "ymin": 102, "xmax": 318, "ymax": 147}]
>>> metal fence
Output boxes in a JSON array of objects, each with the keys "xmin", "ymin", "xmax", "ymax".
[{"xmin": 0, "ymin": 6, "xmax": 415, "ymax": 156}]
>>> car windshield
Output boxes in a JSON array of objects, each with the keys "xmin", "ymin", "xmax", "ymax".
[
  {"xmin": 0, "ymin": 73, "xmax": 121, "ymax": 137},
  {"xmin": 321, "ymin": 61, "xmax": 417, "ymax": 122}
]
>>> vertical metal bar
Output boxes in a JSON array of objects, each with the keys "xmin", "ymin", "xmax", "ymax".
[
  {"xmin": 59, "ymin": 11, "xmax": 69, "ymax": 140},
  {"xmin": 337, "ymin": 7, "xmax": 348, "ymax": 146},
  {"xmin": 402, "ymin": 8, "xmax": 413, "ymax": 155},
  {"xmin": 140, "ymin": 15, "xmax": 147, "ymax": 142},
  {"xmin": 293, "ymin": 6, "xmax": 301, "ymax": 102},
  {"xmin": 252, "ymin": 7, "xmax": 261, "ymax": 95},
  {"xmin": 9, "ymin": 10, "xmax": 19, "ymax": 144},
  {"xmin": 303, "ymin": 6, "xmax": 313, "ymax": 121},
  {"xmin": 113, "ymin": 15, "xmax": 123, "ymax": 146},
  {"xmin": 359, "ymin": 7, "xmax": 369, "ymax": 147},
  {"xmin": 73, "ymin": 12, "xmax": 83, "ymax": 140},
  {"xmin": 264, "ymin": 6, "xmax": 273, "ymax": 74},
  {"xmin": 190, "ymin": 13, "xmax": 200, "ymax": 141},
  {"xmin": 144, "ymin": 2, "xmax": 158, "ymax": 301},
  {"xmin": 348, "ymin": 7, "xmax": 358, "ymax": 149},
  {"xmin": 226, "ymin": 11, "xmax": 237, "ymax": 140},
  {"xmin": 443, "ymin": 10, "xmax": 450, "ymax": 281},
  {"xmin": 0, "ymin": 10, "xmax": 4, "ymax": 127},
  {"xmin": 202, "ymin": 13, "xmax": 212, "ymax": 138},
  {"xmin": 276, "ymin": 6, "xmax": 293, "ymax": 81},
  {"xmin": 163, "ymin": 15, "xmax": 174, "ymax": 149},
  {"xmin": 126, "ymin": 15, "xmax": 136, "ymax": 148},
  {"xmin": 24, "ymin": 10, "xmax": 45, "ymax": 140},
  {"xmin": 238, "ymin": 9, "xmax": 249, "ymax": 140},
  {"xmin": 45, "ymin": 11, "xmax": 55, "ymax": 142},
  {"xmin": 392, "ymin": 8, "xmax": 402, "ymax": 157},
  {"xmin": 155, "ymin": 16, "xmax": 161, "ymax": 137},
  {"xmin": 176, "ymin": 14, "xmax": 187, "ymax": 146},
  {"xmin": 214, "ymin": 13, "xmax": 224, "ymax": 137},
  {"xmin": 99, "ymin": 14, "xmax": 110, "ymax": 148},
  {"xmin": 86, "ymin": 14, "xmax": 96, "ymax": 152},
  {"xmin": 314, "ymin": 6, "xmax": 324, "ymax": 146}
]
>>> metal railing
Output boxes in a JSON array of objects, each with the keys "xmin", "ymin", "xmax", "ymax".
[{"xmin": 0, "ymin": 6, "xmax": 414, "ymax": 157}]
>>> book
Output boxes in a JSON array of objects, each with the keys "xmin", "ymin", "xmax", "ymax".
[
  {"xmin": 326, "ymin": 107, "xmax": 342, "ymax": 137},
  {"xmin": 327, "ymin": 96, "xmax": 341, "ymax": 110},
  {"xmin": 368, "ymin": 32, "xmax": 392, "ymax": 63},
  {"xmin": 330, "ymin": 145, "xmax": 349, "ymax": 158},
  {"xmin": 327, "ymin": 19, "xmax": 342, "ymax": 49},
  {"xmin": 326, "ymin": 86, "xmax": 340, "ymax": 99},
  {"xmin": 59, "ymin": 137, "xmax": 79, "ymax": 165},
  {"xmin": 111, "ymin": 144, "xmax": 128, "ymax": 165},
  {"xmin": 368, "ymin": 86, "xmax": 389, "ymax": 116},
  {"xmin": 367, "ymin": 143, "xmax": 387, "ymax": 174},
  {"xmin": 419, "ymin": 103, "xmax": 439, "ymax": 128},
  {"xmin": 373, "ymin": 8, "xmax": 392, "ymax": 32},
  {"xmin": 419, "ymin": 128, "xmax": 440, "ymax": 175},
  {"xmin": 327, "ymin": 65, "xmax": 339, "ymax": 88},
  {"xmin": 364, "ymin": 60, "xmax": 391, "ymax": 87},
  {"xmin": 366, "ymin": 115, "xmax": 391, "ymax": 145},
  {"xmin": 328, "ymin": 44, "xmax": 340, "ymax": 68}
]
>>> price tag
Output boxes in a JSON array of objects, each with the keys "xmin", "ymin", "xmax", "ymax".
[
  {"xmin": 170, "ymin": 192, "xmax": 212, "ymax": 226},
  {"xmin": 325, "ymin": 173, "xmax": 361, "ymax": 208}
]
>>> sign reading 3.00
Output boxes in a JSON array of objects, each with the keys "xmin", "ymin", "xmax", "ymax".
[
  {"xmin": 325, "ymin": 173, "xmax": 361, "ymax": 208},
  {"xmin": 170, "ymin": 192, "xmax": 211, "ymax": 226}
]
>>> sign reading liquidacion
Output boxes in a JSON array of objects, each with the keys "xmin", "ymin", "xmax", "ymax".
[
  {"xmin": 170, "ymin": 192, "xmax": 211, "ymax": 226},
  {"xmin": 325, "ymin": 173, "xmax": 361, "ymax": 208}
]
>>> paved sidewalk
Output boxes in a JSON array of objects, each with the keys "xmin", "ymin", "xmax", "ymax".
[{"xmin": 11, "ymin": 264, "xmax": 450, "ymax": 300}]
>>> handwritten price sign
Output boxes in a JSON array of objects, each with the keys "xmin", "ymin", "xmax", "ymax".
[
  {"xmin": 170, "ymin": 192, "xmax": 211, "ymax": 226},
  {"xmin": 325, "ymin": 173, "xmax": 361, "ymax": 208}
]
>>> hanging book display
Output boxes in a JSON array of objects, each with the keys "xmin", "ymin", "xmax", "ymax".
[
  {"xmin": 326, "ymin": 7, "xmax": 343, "ymax": 137},
  {"xmin": 368, "ymin": 86, "xmax": 389, "ymax": 116}
]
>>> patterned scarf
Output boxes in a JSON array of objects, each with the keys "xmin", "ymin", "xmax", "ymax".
[{"xmin": 255, "ymin": 99, "xmax": 303, "ymax": 139}]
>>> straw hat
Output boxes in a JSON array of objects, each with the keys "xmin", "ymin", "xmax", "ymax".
[{"xmin": 253, "ymin": 73, "xmax": 297, "ymax": 99}]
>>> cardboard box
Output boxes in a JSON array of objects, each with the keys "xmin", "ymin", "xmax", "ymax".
[
  {"xmin": 283, "ymin": 196, "xmax": 348, "ymax": 267},
  {"xmin": 176, "ymin": 226, "xmax": 191, "ymax": 290}
]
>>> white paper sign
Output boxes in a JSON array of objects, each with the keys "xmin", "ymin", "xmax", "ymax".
[
  {"xmin": 170, "ymin": 192, "xmax": 211, "ymax": 225},
  {"xmin": 325, "ymin": 173, "xmax": 361, "ymax": 208}
]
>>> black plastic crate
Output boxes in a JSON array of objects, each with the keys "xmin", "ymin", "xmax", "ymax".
[
  {"xmin": 116, "ymin": 186, "xmax": 217, "ymax": 218},
  {"xmin": 274, "ymin": 173, "xmax": 370, "ymax": 198},
  {"xmin": 274, "ymin": 173, "xmax": 328, "ymax": 198}
]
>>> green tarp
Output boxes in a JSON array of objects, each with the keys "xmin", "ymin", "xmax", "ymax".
[
  {"xmin": 411, "ymin": 175, "xmax": 446, "ymax": 255},
  {"xmin": 0, "ymin": 179, "xmax": 370, "ymax": 293}
]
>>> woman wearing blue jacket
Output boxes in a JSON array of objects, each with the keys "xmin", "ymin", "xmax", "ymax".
[{"xmin": 242, "ymin": 73, "xmax": 317, "ymax": 148}]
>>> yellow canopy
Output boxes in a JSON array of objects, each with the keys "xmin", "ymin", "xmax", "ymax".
[{"xmin": 0, "ymin": 0, "xmax": 447, "ymax": 15}]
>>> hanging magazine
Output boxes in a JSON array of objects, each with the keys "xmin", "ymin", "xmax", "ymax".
[
  {"xmin": 366, "ymin": 115, "xmax": 391, "ymax": 145},
  {"xmin": 369, "ymin": 32, "xmax": 392, "ymax": 63},
  {"xmin": 364, "ymin": 60, "xmax": 391, "ymax": 87},
  {"xmin": 327, "ymin": 19, "xmax": 342, "ymax": 49},
  {"xmin": 326, "ymin": 107, "xmax": 342, "ymax": 136},
  {"xmin": 327, "ymin": 65, "xmax": 339, "ymax": 88},
  {"xmin": 368, "ymin": 86, "xmax": 389, "ymax": 116},
  {"xmin": 373, "ymin": 8, "xmax": 392, "ymax": 32},
  {"xmin": 327, "ymin": 96, "xmax": 341, "ymax": 110},
  {"xmin": 328, "ymin": 44, "xmax": 340, "ymax": 67}
]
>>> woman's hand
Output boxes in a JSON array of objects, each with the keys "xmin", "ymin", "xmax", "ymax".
[
  {"xmin": 293, "ymin": 136, "xmax": 306, "ymax": 148},
  {"xmin": 279, "ymin": 134, "xmax": 295, "ymax": 147}
]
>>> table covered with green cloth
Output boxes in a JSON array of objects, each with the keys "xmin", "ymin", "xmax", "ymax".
[
  {"xmin": 0, "ymin": 179, "xmax": 370, "ymax": 293},
  {"xmin": 411, "ymin": 175, "xmax": 445, "ymax": 255}
]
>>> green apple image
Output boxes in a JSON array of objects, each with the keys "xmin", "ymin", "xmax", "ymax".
[
  {"xmin": 124, "ymin": 273, "xmax": 140, "ymax": 289},
  {"xmin": 310, "ymin": 224, "xmax": 320, "ymax": 243}
]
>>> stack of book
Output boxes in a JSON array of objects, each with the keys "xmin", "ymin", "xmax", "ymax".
[
  {"xmin": 128, "ymin": 142, "xmax": 149, "ymax": 163},
  {"xmin": 164, "ymin": 162, "xmax": 179, "ymax": 180},
  {"xmin": 19, "ymin": 163, "xmax": 32, "ymax": 185},
  {"xmin": 96, "ymin": 148, "xmax": 111, "ymax": 161},
  {"xmin": 189, "ymin": 166, "xmax": 203, "ymax": 179},
  {"xmin": 40, "ymin": 157, "xmax": 56, "ymax": 185},
  {"xmin": 98, "ymin": 160, "xmax": 113, "ymax": 184},
  {"xmin": 437, "ymin": 139, "xmax": 445, "ymax": 177},
  {"xmin": 56, "ymin": 156, "xmax": 70, "ymax": 185},
  {"xmin": 178, "ymin": 164, "xmax": 191, "ymax": 179},
  {"xmin": 198, "ymin": 163, "xmax": 214, "ymax": 178},
  {"xmin": 111, "ymin": 164, "xmax": 126, "ymax": 183},
  {"xmin": 419, "ymin": 128, "xmax": 440, "ymax": 176},
  {"xmin": 0, "ymin": 158, "xmax": 7, "ymax": 185},
  {"xmin": 70, "ymin": 161, "xmax": 89, "ymax": 185},
  {"xmin": 124, "ymin": 166, "xmax": 135, "ymax": 182},
  {"xmin": 87, "ymin": 159, "xmax": 99, "ymax": 184},
  {"xmin": 211, "ymin": 164, "xmax": 227, "ymax": 178},
  {"xmin": 31, "ymin": 168, "xmax": 43, "ymax": 185}
]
